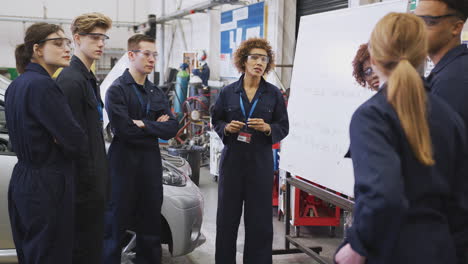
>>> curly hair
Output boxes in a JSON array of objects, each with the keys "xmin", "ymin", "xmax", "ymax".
[
  {"xmin": 233, "ymin": 38, "xmax": 275, "ymax": 75},
  {"xmin": 352, "ymin": 43, "xmax": 371, "ymax": 88}
]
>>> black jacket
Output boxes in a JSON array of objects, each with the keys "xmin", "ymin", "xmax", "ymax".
[
  {"xmin": 211, "ymin": 74, "xmax": 289, "ymax": 147},
  {"xmin": 5, "ymin": 63, "xmax": 87, "ymax": 165},
  {"xmin": 345, "ymin": 85, "xmax": 468, "ymax": 264},
  {"xmin": 56, "ymin": 55, "xmax": 108, "ymax": 202},
  {"xmin": 105, "ymin": 68, "xmax": 178, "ymax": 148},
  {"xmin": 427, "ymin": 44, "xmax": 468, "ymax": 262},
  {"xmin": 427, "ymin": 44, "xmax": 468, "ymax": 130}
]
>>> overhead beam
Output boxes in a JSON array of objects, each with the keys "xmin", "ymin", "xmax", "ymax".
[
  {"xmin": 0, "ymin": 15, "xmax": 137, "ymax": 27},
  {"xmin": 156, "ymin": 0, "xmax": 243, "ymax": 24}
]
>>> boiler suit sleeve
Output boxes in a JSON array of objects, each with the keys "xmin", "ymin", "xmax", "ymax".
[
  {"xmin": 346, "ymin": 105, "xmax": 408, "ymax": 259},
  {"xmin": 32, "ymin": 79, "xmax": 88, "ymax": 158},
  {"xmin": 105, "ymin": 84, "xmax": 158, "ymax": 147},
  {"xmin": 141, "ymin": 95, "xmax": 178, "ymax": 140},
  {"xmin": 447, "ymin": 115, "xmax": 468, "ymax": 260},
  {"xmin": 211, "ymin": 88, "xmax": 230, "ymax": 144},
  {"xmin": 268, "ymin": 89, "xmax": 289, "ymax": 144}
]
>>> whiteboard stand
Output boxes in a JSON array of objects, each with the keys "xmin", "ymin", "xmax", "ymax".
[
  {"xmin": 271, "ymin": 171, "xmax": 324, "ymax": 259},
  {"xmin": 275, "ymin": 172, "xmax": 354, "ymax": 263},
  {"xmin": 274, "ymin": 1, "xmax": 408, "ymax": 261}
]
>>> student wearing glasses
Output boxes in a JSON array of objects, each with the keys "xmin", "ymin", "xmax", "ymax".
[
  {"xmin": 415, "ymin": 2, "xmax": 468, "ymax": 261},
  {"xmin": 415, "ymin": 0, "xmax": 468, "ymax": 115},
  {"xmin": 211, "ymin": 38, "xmax": 289, "ymax": 264},
  {"xmin": 415, "ymin": 0, "xmax": 468, "ymax": 129},
  {"xmin": 5, "ymin": 23, "xmax": 87, "ymax": 263},
  {"xmin": 103, "ymin": 34, "xmax": 178, "ymax": 264},
  {"xmin": 55, "ymin": 12, "xmax": 112, "ymax": 264},
  {"xmin": 352, "ymin": 43, "xmax": 380, "ymax": 91},
  {"xmin": 344, "ymin": 44, "xmax": 380, "ymax": 159}
]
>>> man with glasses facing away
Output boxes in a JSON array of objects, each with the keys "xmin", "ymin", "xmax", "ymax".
[
  {"xmin": 103, "ymin": 34, "xmax": 178, "ymax": 264},
  {"xmin": 415, "ymin": 1, "xmax": 468, "ymax": 263},
  {"xmin": 55, "ymin": 12, "xmax": 112, "ymax": 264}
]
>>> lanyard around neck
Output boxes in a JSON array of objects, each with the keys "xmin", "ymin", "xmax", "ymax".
[
  {"xmin": 132, "ymin": 84, "xmax": 150, "ymax": 115},
  {"xmin": 239, "ymin": 92, "xmax": 261, "ymax": 120}
]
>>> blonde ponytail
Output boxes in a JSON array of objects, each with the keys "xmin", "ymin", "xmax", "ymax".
[
  {"xmin": 370, "ymin": 13, "xmax": 434, "ymax": 166},
  {"xmin": 388, "ymin": 59, "xmax": 434, "ymax": 165}
]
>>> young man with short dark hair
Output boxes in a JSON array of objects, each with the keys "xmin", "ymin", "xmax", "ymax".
[
  {"xmin": 415, "ymin": 0, "xmax": 467, "ymax": 117},
  {"xmin": 103, "ymin": 34, "xmax": 178, "ymax": 264},
  {"xmin": 415, "ymin": 1, "xmax": 468, "ymax": 262}
]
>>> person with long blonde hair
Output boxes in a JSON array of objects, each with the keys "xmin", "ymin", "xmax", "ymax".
[{"xmin": 335, "ymin": 13, "xmax": 468, "ymax": 264}]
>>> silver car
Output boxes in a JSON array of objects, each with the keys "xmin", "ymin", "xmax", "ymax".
[{"xmin": 0, "ymin": 74, "xmax": 205, "ymax": 263}]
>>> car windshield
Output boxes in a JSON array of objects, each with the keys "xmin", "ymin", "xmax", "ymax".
[
  {"xmin": 0, "ymin": 74, "xmax": 9, "ymax": 98},
  {"xmin": 0, "ymin": 74, "xmax": 11, "ymax": 133}
]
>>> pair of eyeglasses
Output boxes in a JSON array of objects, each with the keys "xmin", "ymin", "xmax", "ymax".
[
  {"xmin": 79, "ymin": 33, "xmax": 110, "ymax": 42},
  {"xmin": 417, "ymin": 14, "xmax": 460, "ymax": 26},
  {"xmin": 130, "ymin": 50, "xmax": 158, "ymax": 59},
  {"xmin": 363, "ymin": 67, "xmax": 373, "ymax": 77},
  {"xmin": 36, "ymin": 37, "xmax": 72, "ymax": 49},
  {"xmin": 247, "ymin": 54, "xmax": 269, "ymax": 63}
]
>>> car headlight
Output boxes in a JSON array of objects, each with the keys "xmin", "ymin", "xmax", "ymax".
[{"xmin": 162, "ymin": 166, "xmax": 187, "ymax": 187}]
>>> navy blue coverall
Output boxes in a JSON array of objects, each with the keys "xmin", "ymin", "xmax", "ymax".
[
  {"xmin": 427, "ymin": 44, "xmax": 468, "ymax": 262},
  {"xmin": 56, "ymin": 55, "xmax": 109, "ymax": 264},
  {"xmin": 5, "ymin": 63, "xmax": 87, "ymax": 263},
  {"xmin": 211, "ymin": 75, "xmax": 289, "ymax": 264},
  {"xmin": 103, "ymin": 69, "xmax": 178, "ymax": 264},
  {"xmin": 341, "ymin": 84, "xmax": 468, "ymax": 264}
]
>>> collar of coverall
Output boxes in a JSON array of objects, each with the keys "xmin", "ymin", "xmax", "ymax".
[
  {"xmin": 233, "ymin": 73, "xmax": 269, "ymax": 95},
  {"xmin": 430, "ymin": 44, "xmax": 468, "ymax": 75},
  {"xmin": 70, "ymin": 55, "xmax": 97, "ymax": 81}
]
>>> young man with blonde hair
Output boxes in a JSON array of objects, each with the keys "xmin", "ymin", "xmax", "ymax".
[
  {"xmin": 55, "ymin": 12, "xmax": 112, "ymax": 264},
  {"xmin": 103, "ymin": 34, "xmax": 178, "ymax": 264}
]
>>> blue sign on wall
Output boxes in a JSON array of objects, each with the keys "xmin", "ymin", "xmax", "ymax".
[{"xmin": 220, "ymin": 2, "xmax": 265, "ymax": 78}]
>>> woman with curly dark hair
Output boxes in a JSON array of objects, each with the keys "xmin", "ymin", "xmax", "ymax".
[
  {"xmin": 211, "ymin": 38, "xmax": 289, "ymax": 264},
  {"xmin": 352, "ymin": 43, "xmax": 380, "ymax": 90}
]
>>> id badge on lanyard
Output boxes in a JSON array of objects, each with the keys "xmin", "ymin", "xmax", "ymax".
[
  {"xmin": 237, "ymin": 93, "xmax": 260, "ymax": 144},
  {"xmin": 237, "ymin": 131, "xmax": 252, "ymax": 143}
]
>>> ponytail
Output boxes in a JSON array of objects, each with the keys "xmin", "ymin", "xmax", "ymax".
[
  {"xmin": 14, "ymin": 23, "xmax": 64, "ymax": 74},
  {"xmin": 15, "ymin": 43, "xmax": 31, "ymax": 74},
  {"xmin": 370, "ymin": 13, "xmax": 434, "ymax": 166},
  {"xmin": 387, "ymin": 59, "xmax": 434, "ymax": 165}
]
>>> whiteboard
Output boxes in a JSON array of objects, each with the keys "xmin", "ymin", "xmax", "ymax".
[
  {"xmin": 279, "ymin": 1, "xmax": 408, "ymax": 197},
  {"xmin": 100, "ymin": 53, "xmax": 130, "ymax": 129}
]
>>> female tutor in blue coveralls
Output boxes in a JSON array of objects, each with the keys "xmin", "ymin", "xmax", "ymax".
[
  {"xmin": 211, "ymin": 38, "xmax": 289, "ymax": 264},
  {"xmin": 5, "ymin": 23, "xmax": 87, "ymax": 263}
]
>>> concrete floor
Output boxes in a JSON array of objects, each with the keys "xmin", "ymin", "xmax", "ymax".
[{"xmin": 161, "ymin": 167, "xmax": 344, "ymax": 264}]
